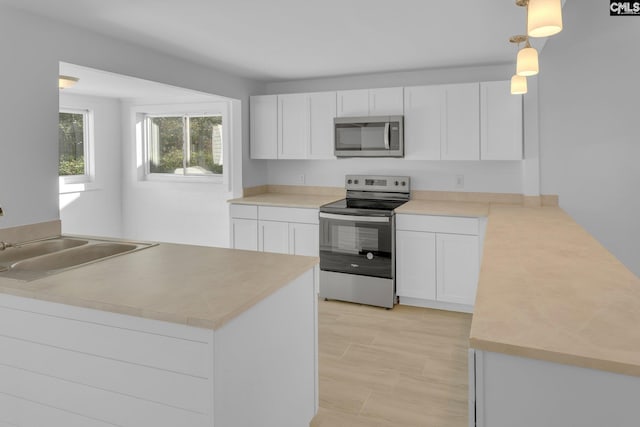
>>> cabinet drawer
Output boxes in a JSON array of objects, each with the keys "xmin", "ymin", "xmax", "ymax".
[
  {"xmin": 258, "ymin": 206, "xmax": 319, "ymax": 224},
  {"xmin": 230, "ymin": 204, "xmax": 258, "ymax": 219},
  {"xmin": 396, "ymin": 214, "xmax": 479, "ymax": 235}
]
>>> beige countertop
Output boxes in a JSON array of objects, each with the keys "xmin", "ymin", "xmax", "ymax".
[
  {"xmin": 395, "ymin": 200, "xmax": 490, "ymax": 217},
  {"xmin": 228, "ymin": 193, "xmax": 342, "ymax": 209},
  {"xmin": 0, "ymin": 243, "xmax": 317, "ymax": 330},
  {"xmin": 470, "ymin": 204, "xmax": 640, "ymax": 377}
]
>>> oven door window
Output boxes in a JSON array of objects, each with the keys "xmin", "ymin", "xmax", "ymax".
[{"xmin": 320, "ymin": 215, "xmax": 392, "ymax": 278}]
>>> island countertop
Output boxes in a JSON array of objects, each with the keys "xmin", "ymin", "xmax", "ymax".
[
  {"xmin": 0, "ymin": 243, "xmax": 318, "ymax": 330},
  {"xmin": 470, "ymin": 204, "xmax": 640, "ymax": 377}
]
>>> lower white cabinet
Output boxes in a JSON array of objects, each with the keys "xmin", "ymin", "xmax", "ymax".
[
  {"xmin": 230, "ymin": 204, "xmax": 319, "ymax": 257},
  {"xmin": 396, "ymin": 230, "xmax": 436, "ymax": 300},
  {"xmin": 396, "ymin": 214, "xmax": 484, "ymax": 312},
  {"xmin": 231, "ymin": 218, "xmax": 258, "ymax": 251},
  {"xmin": 436, "ymin": 233, "xmax": 479, "ymax": 306}
]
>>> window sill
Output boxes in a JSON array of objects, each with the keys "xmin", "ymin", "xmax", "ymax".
[
  {"xmin": 59, "ymin": 176, "xmax": 98, "ymax": 194},
  {"xmin": 144, "ymin": 173, "xmax": 224, "ymax": 184}
]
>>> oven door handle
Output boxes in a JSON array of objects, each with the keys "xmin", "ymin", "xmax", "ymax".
[{"xmin": 319, "ymin": 212, "xmax": 390, "ymax": 223}]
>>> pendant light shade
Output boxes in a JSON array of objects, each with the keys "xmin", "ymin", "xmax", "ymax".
[
  {"xmin": 59, "ymin": 75, "xmax": 79, "ymax": 89},
  {"xmin": 516, "ymin": 42, "xmax": 539, "ymax": 76},
  {"xmin": 510, "ymin": 74, "xmax": 527, "ymax": 95},
  {"xmin": 527, "ymin": 0, "xmax": 563, "ymax": 38}
]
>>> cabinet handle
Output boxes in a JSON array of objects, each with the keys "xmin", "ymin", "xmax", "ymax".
[
  {"xmin": 292, "ymin": 227, "xmax": 296, "ymax": 254},
  {"xmin": 260, "ymin": 225, "xmax": 264, "ymax": 252}
]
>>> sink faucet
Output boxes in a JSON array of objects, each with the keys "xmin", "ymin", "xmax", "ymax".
[{"xmin": 0, "ymin": 241, "xmax": 13, "ymax": 251}]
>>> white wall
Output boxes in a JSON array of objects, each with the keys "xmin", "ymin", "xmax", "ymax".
[
  {"xmin": 539, "ymin": 1, "xmax": 640, "ymax": 276},
  {"xmin": 263, "ymin": 64, "xmax": 528, "ymax": 193},
  {"xmin": 0, "ymin": 5, "xmax": 266, "ymax": 232},
  {"xmin": 59, "ymin": 93, "xmax": 123, "ymax": 238},
  {"xmin": 120, "ymin": 98, "xmax": 234, "ymax": 247}
]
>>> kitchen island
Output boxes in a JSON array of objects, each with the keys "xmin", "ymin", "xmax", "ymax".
[
  {"xmin": 469, "ymin": 204, "xmax": 640, "ymax": 427},
  {"xmin": 0, "ymin": 241, "xmax": 319, "ymax": 427}
]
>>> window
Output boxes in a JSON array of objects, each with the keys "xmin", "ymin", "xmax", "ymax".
[
  {"xmin": 146, "ymin": 114, "xmax": 223, "ymax": 177},
  {"xmin": 58, "ymin": 108, "xmax": 91, "ymax": 182}
]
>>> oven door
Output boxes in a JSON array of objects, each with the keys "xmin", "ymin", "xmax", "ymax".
[{"xmin": 319, "ymin": 212, "xmax": 394, "ymax": 279}]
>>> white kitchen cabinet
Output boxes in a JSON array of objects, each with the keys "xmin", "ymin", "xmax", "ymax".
[
  {"xmin": 396, "ymin": 230, "xmax": 437, "ymax": 300},
  {"xmin": 403, "ymin": 85, "xmax": 442, "ymax": 160},
  {"xmin": 481, "ymin": 80, "xmax": 523, "ymax": 160},
  {"xmin": 289, "ymin": 222, "xmax": 319, "ymax": 257},
  {"xmin": 441, "ymin": 83, "xmax": 480, "ymax": 160},
  {"xmin": 336, "ymin": 89, "xmax": 369, "ymax": 116},
  {"xmin": 336, "ymin": 87, "xmax": 403, "ymax": 117},
  {"xmin": 250, "ymin": 95, "xmax": 278, "ymax": 159},
  {"xmin": 436, "ymin": 233, "xmax": 480, "ymax": 306},
  {"xmin": 259, "ymin": 220, "xmax": 290, "ymax": 254},
  {"xmin": 396, "ymin": 214, "xmax": 484, "ymax": 312},
  {"xmin": 278, "ymin": 93, "xmax": 308, "ymax": 159},
  {"xmin": 230, "ymin": 204, "xmax": 319, "ymax": 257},
  {"xmin": 231, "ymin": 218, "xmax": 258, "ymax": 251},
  {"xmin": 308, "ymin": 92, "xmax": 337, "ymax": 159},
  {"xmin": 250, "ymin": 92, "xmax": 336, "ymax": 159}
]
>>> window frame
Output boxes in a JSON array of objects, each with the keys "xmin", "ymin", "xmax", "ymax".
[
  {"xmin": 135, "ymin": 102, "xmax": 229, "ymax": 184},
  {"xmin": 58, "ymin": 107, "xmax": 94, "ymax": 191}
]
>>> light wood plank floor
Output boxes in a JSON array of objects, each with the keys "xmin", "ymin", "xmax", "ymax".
[{"xmin": 311, "ymin": 299, "xmax": 472, "ymax": 427}]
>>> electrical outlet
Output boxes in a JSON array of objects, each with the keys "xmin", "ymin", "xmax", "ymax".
[
  {"xmin": 455, "ymin": 175, "xmax": 464, "ymax": 189},
  {"xmin": 298, "ymin": 174, "xmax": 305, "ymax": 184}
]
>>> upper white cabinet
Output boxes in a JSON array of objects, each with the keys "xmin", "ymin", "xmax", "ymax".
[
  {"xmin": 250, "ymin": 95, "xmax": 278, "ymax": 159},
  {"xmin": 480, "ymin": 81, "xmax": 523, "ymax": 160},
  {"xmin": 308, "ymin": 92, "xmax": 337, "ymax": 159},
  {"xmin": 336, "ymin": 87, "xmax": 403, "ymax": 117},
  {"xmin": 278, "ymin": 93, "xmax": 307, "ymax": 159},
  {"xmin": 441, "ymin": 83, "xmax": 480, "ymax": 161},
  {"xmin": 250, "ymin": 92, "xmax": 336, "ymax": 160},
  {"xmin": 404, "ymin": 83, "xmax": 480, "ymax": 160},
  {"xmin": 404, "ymin": 85, "xmax": 442, "ymax": 160}
]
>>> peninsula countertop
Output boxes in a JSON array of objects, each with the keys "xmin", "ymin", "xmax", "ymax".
[
  {"xmin": 0, "ymin": 243, "xmax": 318, "ymax": 330},
  {"xmin": 470, "ymin": 204, "xmax": 640, "ymax": 377}
]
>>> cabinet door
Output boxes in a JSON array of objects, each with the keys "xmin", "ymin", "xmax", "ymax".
[
  {"xmin": 396, "ymin": 230, "xmax": 437, "ymax": 300},
  {"xmin": 308, "ymin": 92, "xmax": 337, "ymax": 159},
  {"xmin": 250, "ymin": 95, "xmax": 278, "ymax": 159},
  {"xmin": 369, "ymin": 87, "xmax": 404, "ymax": 116},
  {"xmin": 441, "ymin": 83, "xmax": 480, "ymax": 160},
  {"xmin": 403, "ymin": 86, "xmax": 442, "ymax": 160},
  {"xmin": 259, "ymin": 220, "xmax": 290, "ymax": 254},
  {"xmin": 278, "ymin": 93, "xmax": 308, "ymax": 159},
  {"xmin": 336, "ymin": 89, "xmax": 369, "ymax": 117},
  {"xmin": 436, "ymin": 233, "xmax": 479, "ymax": 306},
  {"xmin": 480, "ymin": 81, "xmax": 523, "ymax": 160},
  {"xmin": 231, "ymin": 218, "xmax": 258, "ymax": 251},
  {"xmin": 289, "ymin": 223, "xmax": 319, "ymax": 257}
]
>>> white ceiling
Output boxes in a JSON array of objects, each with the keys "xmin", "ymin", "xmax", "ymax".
[{"xmin": 2, "ymin": 0, "xmax": 553, "ymax": 82}]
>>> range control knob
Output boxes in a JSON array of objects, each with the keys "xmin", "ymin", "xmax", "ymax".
[
  {"xmin": 395, "ymin": 181, "xmax": 399, "ymax": 186},
  {"xmin": 347, "ymin": 179, "xmax": 352, "ymax": 184},
  {"xmin": 354, "ymin": 179, "xmax": 359, "ymax": 184},
  {"xmin": 401, "ymin": 181, "xmax": 406, "ymax": 186}
]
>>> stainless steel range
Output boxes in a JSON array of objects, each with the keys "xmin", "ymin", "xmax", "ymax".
[{"xmin": 319, "ymin": 175, "xmax": 410, "ymax": 308}]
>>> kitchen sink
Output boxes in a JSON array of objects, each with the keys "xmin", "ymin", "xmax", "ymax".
[
  {"xmin": 0, "ymin": 236, "xmax": 156, "ymax": 281},
  {"xmin": 0, "ymin": 238, "xmax": 88, "ymax": 264}
]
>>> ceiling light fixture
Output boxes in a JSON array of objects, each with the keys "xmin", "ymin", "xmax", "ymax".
[
  {"xmin": 516, "ymin": 0, "xmax": 563, "ymax": 38},
  {"xmin": 510, "ymin": 74, "xmax": 528, "ymax": 95},
  {"xmin": 516, "ymin": 39, "xmax": 539, "ymax": 76},
  {"xmin": 59, "ymin": 75, "xmax": 79, "ymax": 89},
  {"xmin": 509, "ymin": 35, "xmax": 528, "ymax": 94}
]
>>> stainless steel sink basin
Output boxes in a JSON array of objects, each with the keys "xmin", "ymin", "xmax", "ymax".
[
  {"xmin": 0, "ymin": 236, "xmax": 156, "ymax": 281},
  {"xmin": 0, "ymin": 238, "xmax": 88, "ymax": 264}
]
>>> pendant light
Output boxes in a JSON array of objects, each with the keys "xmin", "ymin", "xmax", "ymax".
[
  {"xmin": 59, "ymin": 75, "xmax": 79, "ymax": 89},
  {"xmin": 509, "ymin": 35, "xmax": 528, "ymax": 94},
  {"xmin": 522, "ymin": 0, "xmax": 563, "ymax": 38},
  {"xmin": 516, "ymin": 39, "xmax": 539, "ymax": 76},
  {"xmin": 510, "ymin": 74, "xmax": 528, "ymax": 95}
]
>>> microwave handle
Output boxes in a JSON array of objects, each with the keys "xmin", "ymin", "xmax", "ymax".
[{"xmin": 384, "ymin": 122, "xmax": 390, "ymax": 149}]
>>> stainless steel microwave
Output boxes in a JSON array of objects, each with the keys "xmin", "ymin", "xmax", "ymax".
[{"xmin": 334, "ymin": 116, "xmax": 404, "ymax": 158}]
